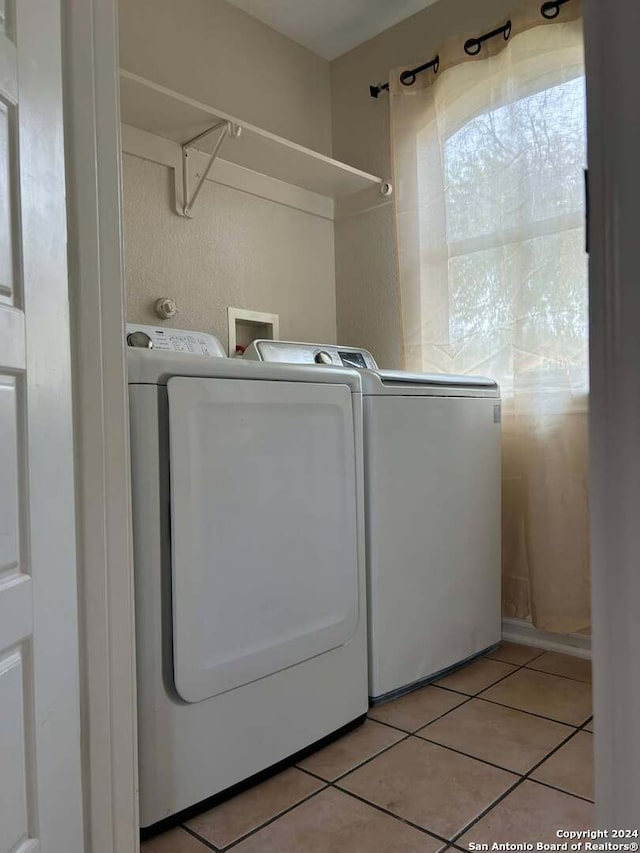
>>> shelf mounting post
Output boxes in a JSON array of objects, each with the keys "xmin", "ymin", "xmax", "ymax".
[{"xmin": 181, "ymin": 120, "xmax": 241, "ymax": 217}]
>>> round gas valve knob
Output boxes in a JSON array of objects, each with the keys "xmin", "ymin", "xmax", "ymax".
[
  {"xmin": 127, "ymin": 331, "xmax": 153, "ymax": 349},
  {"xmin": 155, "ymin": 297, "xmax": 178, "ymax": 320},
  {"xmin": 314, "ymin": 351, "xmax": 333, "ymax": 365}
]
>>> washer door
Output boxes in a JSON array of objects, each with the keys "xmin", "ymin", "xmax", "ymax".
[{"xmin": 167, "ymin": 376, "xmax": 360, "ymax": 703}]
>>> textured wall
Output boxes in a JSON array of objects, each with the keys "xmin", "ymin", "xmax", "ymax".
[
  {"xmin": 330, "ymin": 0, "xmax": 517, "ymax": 367},
  {"xmin": 120, "ymin": 0, "xmax": 337, "ymax": 347},
  {"xmin": 119, "ymin": 0, "xmax": 332, "ymax": 155},
  {"xmin": 123, "ymin": 155, "xmax": 337, "ymax": 350},
  {"xmin": 335, "ymin": 205, "xmax": 402, "ymax": 368}
]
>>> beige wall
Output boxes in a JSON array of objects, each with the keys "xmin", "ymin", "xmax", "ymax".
[
  {"xmin": 120, "ymin": 0, "xmax": 337, "ymax": 349},
  {"xmin": 119, "ymin": 0, "xmax": 332, "ymax": 154},
  {"xmin": 120, "ymin": 0, "xmax": 521, "ymax": 363},
  {"xmin": 330, "ymin": 0, "xmax": 517, "ymax": 367},
  {"xmin": 123, "ymin": 155, "xmax": 336, "ymax": 349}
]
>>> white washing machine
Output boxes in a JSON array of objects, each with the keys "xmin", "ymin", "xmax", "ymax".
[
  {"xmin": 126, "ymin": 325, "xmax": 368, "ymax": 830},
  {"xmin": 244, "ymin": 340, "xmax": 502, "ymax": 702}
]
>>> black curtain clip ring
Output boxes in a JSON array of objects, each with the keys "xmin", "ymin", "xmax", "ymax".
[
  {"xmin": 400, "ymin": 70, "xmax": 417, "ymax": 87},
  {"xmin": 464, "ymin": 20, "xmax": 511, "ymax": 56},
  {"xmin": 464, "ymin": 37, "xmax": 481, "ymax": 56},
  {"xmin": 541, "ymin": 1, "xmax": 561, "ymax": 18}
]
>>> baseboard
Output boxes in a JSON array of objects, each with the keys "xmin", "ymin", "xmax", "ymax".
[{"xmin": 502, "ymin": 617, "xmax": 591, "ymax": 660}]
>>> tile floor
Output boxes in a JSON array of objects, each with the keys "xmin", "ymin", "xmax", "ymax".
[{"xmin": 142, "ymin": 643, "xmax": 593, "ymax": 852}]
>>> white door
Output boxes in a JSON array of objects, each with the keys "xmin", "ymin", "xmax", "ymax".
[{"xmin": 0, "ymin": 1, "xmax": 84, "ymax": 851}]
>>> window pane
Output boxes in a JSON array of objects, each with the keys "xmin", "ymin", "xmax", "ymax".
[
  {"xmin": 444, "ymin": 76, "xmax": 586, "ymax": 243},
  {"xmin": 448, "ymin": 229, "xmax": 588, "ymax": 397},
  {"xmin": 440, "ymin": 74, "xmax": 588, "ymax": 397}
]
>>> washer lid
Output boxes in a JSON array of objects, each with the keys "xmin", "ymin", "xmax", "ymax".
[{"xmin": 361, "ymin": 369, "xmax": 500, "ymax": 398}]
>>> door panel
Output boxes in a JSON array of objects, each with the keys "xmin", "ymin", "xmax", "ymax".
[
  {"xmin": 0, "ymin": 375, "xmax": 19, "ymax": 574},
  {"xmin": 0, "ymin": 650, "xmax": 28, "ymax": 853},
  {"xmin": 168, "ymin": 377, "xmax": 360, "ymax": 703},
  {"xmin": 0, "ymin": 0, "xmax": 84, "ymax": 849},
  {"xmin": 0, "ymin": 98, "xmax": 16, "ymax": 304}
]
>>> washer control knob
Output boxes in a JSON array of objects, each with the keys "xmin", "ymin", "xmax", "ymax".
[
  {"xmin": 127, "ymin": 331, "xmax": 153, "ymax": 349},
  {"xmin": 314, "ymin": 351, "xmax": 333, "ymax": 365}
]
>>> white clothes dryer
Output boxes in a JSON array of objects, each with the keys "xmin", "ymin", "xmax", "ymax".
[
  {"xmin": 244, "ymin": 340, "xmax": 502, "ymax": 703},
  {"xmin": 127, "ymin": 326, "xmax": 368, "ymax": 830}
]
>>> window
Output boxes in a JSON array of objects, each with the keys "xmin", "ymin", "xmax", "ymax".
[{"xmin": 424, "ymin": 75, "xmax": 588, "ymax": 399}]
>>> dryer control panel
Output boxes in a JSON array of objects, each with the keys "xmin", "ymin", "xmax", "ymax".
[
  {"xmin": 126, "ymin": 323, "xmax": 225, "ymax": 358},
  {"xmin": 243, "ymin": 340, "xmax": 378, "ymax": 369}
]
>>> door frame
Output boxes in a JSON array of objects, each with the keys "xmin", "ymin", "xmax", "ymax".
[
  {"xmin": 60, "ymin": 0, "xmax": 640, "ymax": 844},
  {"xmin": 584, "ymin": 0, "xmax": 640, "ymax": 825},
  {"xmin": 62, "ymin": 1, "xmax": 138, "ymax": 851}
]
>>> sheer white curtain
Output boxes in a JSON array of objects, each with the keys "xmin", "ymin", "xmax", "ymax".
[{"xmin": 391, "ymin": 7, "xmax": 589, "ymax": 631}]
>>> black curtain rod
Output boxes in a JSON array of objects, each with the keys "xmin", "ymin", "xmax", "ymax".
[
  {"xmin": 369, "ymin": 0, "xmax": 573, "ymax": 98},
  {"xmin": 370, "ymin": 55, "xmax": 439, "ymax": 99}
]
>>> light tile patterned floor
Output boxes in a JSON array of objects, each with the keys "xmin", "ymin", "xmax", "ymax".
[{"xmin": 142, "ymin": 645, "xmax": 594, "ymax": 852}]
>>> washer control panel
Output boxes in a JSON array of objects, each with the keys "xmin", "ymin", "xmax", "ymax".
[
  {"xmin": 126, "ymin": 323, "xmax": 225, "ymax": 357},
  {"xmin": 243, "ymin": 340, "xmax": 378, "ymax": 369}
]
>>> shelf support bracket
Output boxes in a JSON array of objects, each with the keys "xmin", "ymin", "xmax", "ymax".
[{"xmin": 181, "ymin": 120, "xmax": 241, "ymax": 217}]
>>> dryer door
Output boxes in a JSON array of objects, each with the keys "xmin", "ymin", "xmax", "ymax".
[{"xmin": 167, "ymin": 376, "xmax": 360, "ymax": 703}]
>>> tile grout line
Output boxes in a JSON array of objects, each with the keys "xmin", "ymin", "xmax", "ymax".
[
  {"xmin": 296, "ymin": 765, "xmax": 333, "ymax": 784},
  {"xmin": 578, "ymin": 715, "xmax": 594, "ymax": 731},
  {"xmin": 487, "ymin": 647, "xmax": 547, "ymax": 666},
  {"xmin": 304, "ymin": 649, "xmax": 592, "ymax": 847},
  {"xmin": 449, "ymin": 724, "xmax": 590, "ymax": 845},
  {"xmin": 477, "ymin": 647, "xmax": 592, "ymax": 721},
  {"xmin": 319, "ymin": 730, "xmax": 417, "ymax": 786},
  {"xmin": 414, "ymin": 732, "xmax": 547, "ymax": 777},
  {"xmin": 255, "ymin": 757, "xmax": 451, "ymax": 849},
  {"xmin": 521, "ymin": 725, "xmax": 586, "ymax": 777},
  {"xmin": 181, "ymin": 824, "xmax": 222, "ymax": 852},
  {"xmin": 519, "ymin": 725, "xmax": 594, "ymax": 803},
  {"xmin": 404, "ymin": 649, "xmax": 592, "ymax": 845},
  {"xmin": 327, "ymin": 654, "xmax": 546, "ymax": 848},
  {"xmin": 449, "ymin": 774, "xmax": 527, "ymax": 844},
  {"xmin": 451, "ymin": 773, "xmax": 593, "ymax": 847},
  {"xmin": 340, "ymin": 769, "xmax": 522, "ymax": 849},
  {"xmin": 426, "ymin": 649, "xmax": 538, "ymax": 698},
  {"xmin": 187, "ymin": 783, "xmax": 330, "ymax": 852},
  {"xmin": 371, "ymin": 648, "xmax": 590, "ymax": 730},
  {"xmin": 419, "ymin": 651, "xmax": 592, "ymax": 729},
  {"xmin": 298, "ymin": 722, "xmax": 582, "ymax": 845},
  {"xmin": 174, "ymin": 648, "xmax": 592, "ymax": 851},
  {"xmin": 331, "ymin": 784, "xmax": 451, "ymax": 848},
  {"xmin": 181, "ymin": 704, "xmax": 467, "ymax": 851},
  {"xmin": 370, "ymin": 644, "xmax": 565, "ymax": 729},
  {"xmin": 527, "ymin": 777, "xmax": 594, "ymax": 805},
  {"xmin": 434, "ymin": 650, "xmax": 557, "ymax": 701},
  {"xmin": 475, "ymin": 654, "xmax": 593, "ymax": 724},
  {"xmin": 368, "ymin": 694, "xmax": 475, "ymax": 736},
  {"xmin": 524, "ymin": 664, "xmax": 591, "ymax": 685},
  {"xmin": 474, "ymin": 693, "xmax": 590, "ymax": 727}
]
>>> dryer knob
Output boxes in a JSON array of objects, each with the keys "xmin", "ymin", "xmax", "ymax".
[
  {"xmin": 127, "ymin": 331, "xmax": 153, "ymax": 349},
  {"xmin": 314, "ymin": 351, "xmax": 333, "ymax": 365}
]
